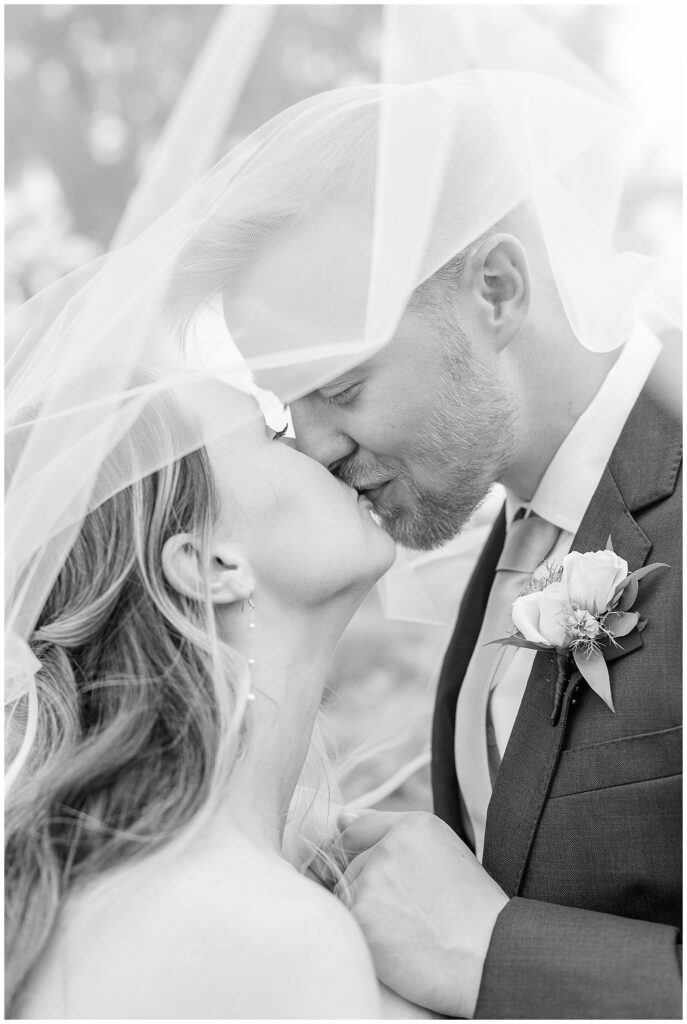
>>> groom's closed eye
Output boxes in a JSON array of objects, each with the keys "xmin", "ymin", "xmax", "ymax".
[{"xmin": 319, "ymin": 380, "xmax": 363, "ymax": 407}]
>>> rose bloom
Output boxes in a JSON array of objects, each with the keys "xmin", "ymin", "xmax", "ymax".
[
  {"xmin": 561, "ymin": 550, "xmax": 628, "ymax": 616},
  {"xmin": 511, "ymin": 581, "xmax": 568, "ymax": 646},
  {"xmin": 511, "ymin": 549, "xmax": 630, "ymax": 648}
]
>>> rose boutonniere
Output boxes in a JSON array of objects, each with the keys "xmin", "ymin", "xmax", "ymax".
[{"xmin": 491, "ymin": 539, "xmax": 668, "ymax": 725}]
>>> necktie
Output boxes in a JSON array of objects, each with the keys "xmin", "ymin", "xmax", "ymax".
[{"xmin": 454, "ymin": 512, "xmax": 561, "ymax": 861}]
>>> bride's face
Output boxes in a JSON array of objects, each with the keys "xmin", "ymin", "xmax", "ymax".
[{"xmin": 206, "ymin": 392, "xmax": 396, "ymax": 607}]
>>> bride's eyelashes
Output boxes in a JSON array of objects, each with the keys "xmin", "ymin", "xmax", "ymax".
[
  {"xmin": 272, "ymin": 424, "xmax": 289, "ymax": 440},
  {"xmin": 319, "ymin": 382, "xmax": 363, "ymax": 407}
]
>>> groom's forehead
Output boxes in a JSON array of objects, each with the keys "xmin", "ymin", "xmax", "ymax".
[
  {"xmin": 304, "ymin": 329, "xmax": 419, "ymax": 399},
  {"xmin": 232, "ymin": 206, "xmax": 373, "ymax": 297},
  {"xmin": 223, "ymin": 209, "xmax": 382, "ymax": 370},
  {"xmin": 222, "ymin": 203, "xmax": 432, "ymax": 395}
]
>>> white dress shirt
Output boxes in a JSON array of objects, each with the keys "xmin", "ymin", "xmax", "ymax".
[{"xmin": 457, "ymin": 322, "xmax": 661, "ymax": 851}]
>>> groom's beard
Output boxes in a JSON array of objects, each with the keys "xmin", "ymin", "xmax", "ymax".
[{"xmin": 339, "ymin": 342, "xmax": 518, "ymax": 551}]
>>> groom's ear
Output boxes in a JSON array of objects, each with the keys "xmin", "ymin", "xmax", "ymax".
[{"xmin": 465, "ymin": 233, "xmax": 530, "ymax": 352}]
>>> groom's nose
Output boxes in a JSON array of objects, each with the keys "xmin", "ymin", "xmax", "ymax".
[{"xmin": 290, "ymin": 395, "xmax": 356, "ymax": 472}]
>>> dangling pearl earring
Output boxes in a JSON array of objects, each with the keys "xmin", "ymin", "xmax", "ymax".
[
  {"xmin": 246, "ymin": 594, "xmax": 256, "ymax": 667},
  {"xmin": 246, "ymin": 593, "xmax": 256, "ymax": 701}
]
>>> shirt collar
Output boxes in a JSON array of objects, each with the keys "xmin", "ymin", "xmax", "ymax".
[{"xmin": 505, "ymin": 322, "xmax": 661, "ymax": 534}]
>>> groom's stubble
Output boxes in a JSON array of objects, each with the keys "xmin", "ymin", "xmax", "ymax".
[{"xmin": 338, "ymin": 309, "xmax": 519, "ymax": 551}]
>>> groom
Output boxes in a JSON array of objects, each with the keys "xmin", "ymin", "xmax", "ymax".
[{"xmin": 290, "ymin": 214, "xmax": 682, "ymax": 1018}]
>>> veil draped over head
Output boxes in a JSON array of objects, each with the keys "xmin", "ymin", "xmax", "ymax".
[{"xmin": 5, "ymin": 5, "xmax": 678, "ymax": 794}]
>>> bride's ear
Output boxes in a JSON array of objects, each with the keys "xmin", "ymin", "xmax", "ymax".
[{"xmin": 162, "ymin": 534, "xmax": 255, "ymax": 605}]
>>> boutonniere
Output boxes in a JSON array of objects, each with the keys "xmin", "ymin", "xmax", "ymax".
[{"xmin": 491, "ymin": 539, "xmax": 669, "ymax": 725}]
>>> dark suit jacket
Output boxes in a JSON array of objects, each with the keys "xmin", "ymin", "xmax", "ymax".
[{"xmin": 432, "ymin": 373, "xmax": 682, "ymax": 1019}]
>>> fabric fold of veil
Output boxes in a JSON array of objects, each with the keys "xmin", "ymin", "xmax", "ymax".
[{"xmin": 5, "ymin": 5, "xmax": 676, "ymax": 793}]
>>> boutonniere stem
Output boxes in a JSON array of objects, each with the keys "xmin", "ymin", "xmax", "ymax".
[{"xmin": 551, "ymin": 649, "xmax": 573, "ymax": 726}]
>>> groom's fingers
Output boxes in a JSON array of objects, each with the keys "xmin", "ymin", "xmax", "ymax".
[
  {"xmin": 312, "ymin": 816, "xmax": 385, "ymax": 887},
  {"xmin": 333, "ymin": 846, "xmax": 374, "ymax": 902},
  {"xmin": 336, "ymin": 809, "xmax": 409, "ymax": 860}
]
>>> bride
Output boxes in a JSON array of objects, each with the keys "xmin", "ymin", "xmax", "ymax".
[
  {"xmin": 5, "ymin": 62, "xmax": 506, "ymax": 1022},
  {"xmin": 6, "ymin": 377, "xmax": 408, "ymax": 1018}
]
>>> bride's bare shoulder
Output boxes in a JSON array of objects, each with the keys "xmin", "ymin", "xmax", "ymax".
[{"xmin": 61, "ymin": 845, "xmax": 381, "ymax": 1019}]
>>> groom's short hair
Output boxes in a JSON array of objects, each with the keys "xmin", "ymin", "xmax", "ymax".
[
  {"xmin": 168, "ymin": 208, "xmax": 485, "ymax": 342},
  {"xmin": 166, "ymin": 194, "xmax": 542, "ymax": 346}
]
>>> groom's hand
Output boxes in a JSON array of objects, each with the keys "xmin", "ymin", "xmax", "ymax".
[{"xmin": 329, "ymin": 810, "xmax": 508, "ymax": 1019}]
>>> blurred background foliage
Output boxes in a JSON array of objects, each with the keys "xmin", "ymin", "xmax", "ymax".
[
  {"xmin": 5, "ymin": 4, "xmax": 681, "ymax": 310},
  {"xmin": 5, "ymin": 4, "xmax": 380, "ymax": 305},
  {"xmin": 5, "ymin": 4, "xmax": 681, "ymax": 808}
]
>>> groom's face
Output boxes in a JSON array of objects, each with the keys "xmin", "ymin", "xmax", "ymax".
[{"xmin": 290, "ymin": 297, "xmax": 518, "ymax": 550}]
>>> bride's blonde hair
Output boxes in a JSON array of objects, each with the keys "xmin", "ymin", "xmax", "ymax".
[{"xmin": 4, "ymin": 389, "xmax": 251, "ymax": 1015}]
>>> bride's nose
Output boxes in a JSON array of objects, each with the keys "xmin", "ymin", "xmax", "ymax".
[{"xmin": 290, "ymin": 396, "xmax": 357, "ymax": 471}]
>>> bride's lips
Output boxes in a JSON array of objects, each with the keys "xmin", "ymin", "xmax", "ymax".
[
  {"xmin": 337, "ymin": 476, "xmax": 393, "ymax": 526},
  {"xmin": 337, "ymin": 478, "xmax": 360, "ymax": 502},
  {"xmin": 335, "ymin": 473, "xmax": 395, "ymax": 519},
  {"xmin": 356, "ymin": 489, "xmax": 386, "ymax": 527}
]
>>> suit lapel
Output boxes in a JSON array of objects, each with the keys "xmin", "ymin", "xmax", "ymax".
[
  {"xmin": 482, "ymin": 377, "xmax": 680, "ymax": 894},
  {"xmin": 573, "ymin": 466, "xmax": 651, "ymax": 567},
  {"xmin": 482, "ymin": 646, "xmax": 575, "ymax": 893}
]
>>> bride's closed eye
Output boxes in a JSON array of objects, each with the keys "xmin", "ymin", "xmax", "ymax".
[{"xmin": 272, "ymin": 424, "xmax": 289, "ymax": 440}]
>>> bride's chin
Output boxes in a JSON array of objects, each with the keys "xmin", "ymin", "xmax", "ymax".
[
  {"xmin": 369, "ymin": 534, "xmax": 398, "ymax": 579},
  {"xmin": 342, "ymin": 543, "xmax": 395, "ymax": 601},
  {"xmin": 370, "ymin": 517, "xmax": 398, "ymax": 570}
]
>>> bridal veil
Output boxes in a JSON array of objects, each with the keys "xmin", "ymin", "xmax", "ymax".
[{"xmin": 5, "ymin": 6, "xmax": 676, "ymax": 791}]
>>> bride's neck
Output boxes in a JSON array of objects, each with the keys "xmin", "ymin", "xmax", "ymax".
[{"xmin": 211, "ymin": 594, "xmax": 357, "ymax": 858}]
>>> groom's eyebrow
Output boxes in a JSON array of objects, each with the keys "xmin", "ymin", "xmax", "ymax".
[
  {"xmin": 318, "ymin": 358, "xmax": 375, "ymax": 393},
  {"xmin": 319, "ymin": 372, "xmax": 364, "ymax": 391}
]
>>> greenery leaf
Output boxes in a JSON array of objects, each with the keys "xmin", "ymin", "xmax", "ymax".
[
  {"xmin": 605, "ymin": 610, "xmax": 639, "ymax": 637},
  {"xmin": 573, "ymin": 646, "xmax": 614, "ymax": 712},
  {"xmin": 485, "ymin": 637, "xmax": 552, "ymax": 652},
  {"xmin": 617, "ymin": 576, "xmax": 639, "ymax": 611},
  {"xmin": 612, "ymin": 562, "xmax": 669, "ymax": 608},
  {"xmin": 628, "ymin": 562, "xmax": 670, "ymax": 583}
]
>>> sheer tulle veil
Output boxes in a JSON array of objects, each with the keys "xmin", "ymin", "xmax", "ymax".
[{"xmin": 5, "ymin": 6, "xmax": 678, "ymax": 826}]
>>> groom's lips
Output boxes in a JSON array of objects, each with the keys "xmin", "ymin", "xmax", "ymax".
[{"xmin": 357, "ymin": 479, "xmax": 393, "ymax": 505}]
